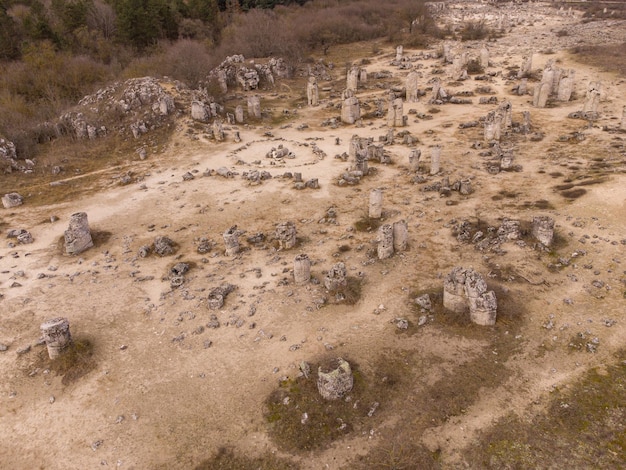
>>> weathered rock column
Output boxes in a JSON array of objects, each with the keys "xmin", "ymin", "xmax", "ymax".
[
  {"xmin": 479, "ymin": 45, "xmax": 489, "ymax": 69},
  {"xmin": 583, "ymin": 82, "xmax": 601, "ymax": 116},
  {"xmin": 392, "ymin": 220, "xmax": 408, "ymax": 252},
  {"xmin": 213, "ymin": 120, "xmax": 224, "ymax": 142},
  {"xmin": 532, "ymin": 216, "xmax": 555, "ymax": 246},
  {"xmin": 317, "ymin": 358, "xmax": 354, "ymax": 400},
  {"xmin": 408, "ymin": 148, "xmax": 421, "ymax": 172},
  {"xmin": 533, "ymin": 82, "xmax": 550, "ymax": 108},
  {"xmin": 369, "ymin": 189, "xmax": 383, "ymax": 219},
  {"xmin": 247, "ymin": 95, "xmax": 261, "ymax": 119},
  {"xmin": 377, "ymin": 223, "xmax": 394, "ymax": 260},
  {"xmin": 430, "ymin": 146, "xmax": 441, "ymax": 175},
  {"xmin": 557, "ymin": 70, "xmax": 575, "ymax": 102},
  {"xmin": 223, "ymin": 226, "xmax": 240, "ymax": 255},
  {"xmin": 395, "ymin": 45, "xmax": 403, "ymax": 61},
  {"xmin": 443, "ymin": 267, "xmax": 468, "ymax": 313},
  {"xmin": 191, "ymin": 101, "xmax": 209, "ymax": 122},
  {"xmin": 307, "ymin": 77, "xmax": 319, "ymax": 106},
  {"xmin": 275, "ymin": 221, "xmax": 297, "ymax": 250},
  {"xmin": 459, "ymin": 180, "xmax": 472, "ymax": 195},
  {"xmin": 405, "ymin": 70, "xmax": 419, "ymax": 103},
  {"xmin": 41, "ymin": 317, "xmax": 72, "ymax": 359},
  {"xmin": 346, "ymin": 66, "xmax": 359, "ymax": 92},
  {"xmin": 341, "ymin": 90, "xmax": 360, "ymax": 124},
  {"xmin": 235, "ymin": 105, "xmax": 244, "ymax": 123},
  {"xmin": 294, "ymin": 254, "xmax": 311, "ymax": 284},
  {"xmin": 621, "ymin": 106, "xmax": 626, "ymax": 130},
  {"xmin": 64, "ymin": 212, "xmax": 93, "ymax": 255},
  {"xmin": 518, "ymin": 55, "xmax": 532, "ymax": 78}
]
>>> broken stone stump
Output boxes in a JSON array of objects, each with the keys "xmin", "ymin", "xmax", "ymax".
[
  {"xmin": 377, "ymin": 223, "xmax": 394, "ymax": 260},
  {"xmin": 207, "ymin": 284, "xmax": 236, "ymax": 310},
  {"xmin": 317, "ymin": 358, "xmax": 354, "ymax": 400},
  {"xmin": 64, "ymin": 212, "xmax": 93, "ymax": 255},
  {"xmin": 41, "ymin": 317, "xmax": 72, "ymax": 359},
  {"xmin": 443, "ymin": 267, "xmax": 469, "ymax": 313},
  {"xmin": 532, "ymin": 215, "xmax": 555, "ymax": 246},
  {"xmin": 293, "ymin": 254, "xmax": 311, "ymax": 284},
  {"xmin": 154, "ymin": 236, "xmax": 176, "ymax": 256},
  {"xmin": 324, "ymin": 262, "xmax": 347, "ymax": 292},
  {"xmin": 392, "ymin": 220, "xmax": 408, "ymax": 252},
  {"xmin": 430, "ymin": 146, "xmax": 441, "ymax": 175},
  {"xmin": 468, "ymin": 290, "xmax": 497, "ymax": 326},
  {"xmin": 459, "ymin": 180, "xmax": 472, "ymax": 195},
  {"xmin": 275, "ymin": 221, "xmax": 297, "ymax": 250},
  {"xmin": 369, "ymin": 188, "xmax": 383, "ymax": 219},
  {"xmin": 247, "ymin": 95, "xmax": 261, "ymax": 119},
  {"xmin": 223, "ymin": 226, "xmax": 241, "ymax": 255},
  {"xmin": 2, "ymin": 192, "xmax": 23, "ymax": 209},
  {"xmin": 191, "ymin": 101, "xmax": 209, "ymax": 122}
]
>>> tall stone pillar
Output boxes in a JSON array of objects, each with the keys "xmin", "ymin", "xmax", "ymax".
[
  {"xmin": 64, "ymin": 212, "xmax": 93, "ymax": 255},
  {"xmin": 369, "ymin": 189, "xmax": 383, "ymax": 219},
  {"xmin": 294, "ymin": 254, "xmax": 311, "ymax": 284},
  {"xmin": 41, "ymin": 317, "xmax": 72, "ymax": 359}
]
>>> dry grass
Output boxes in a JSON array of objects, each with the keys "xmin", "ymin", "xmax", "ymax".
[
  {"xmin": 571, "ymin": 43, "xmax": 626, "ymax": 77},
  {"xmin": 463, "ymin": 349, "xmax": 626, "ymax": 468}
]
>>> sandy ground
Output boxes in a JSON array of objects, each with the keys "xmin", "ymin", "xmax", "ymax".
[{"xmin": 1, "ymin": 2, "xmax": 625, "ymax": 469}]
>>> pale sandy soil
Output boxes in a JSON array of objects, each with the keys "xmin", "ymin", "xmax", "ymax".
[{"xmin": 1, "ymin": 2, "xmax": 625, "ymax": 469}]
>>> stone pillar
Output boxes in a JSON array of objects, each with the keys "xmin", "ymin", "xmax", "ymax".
[
  {"xmin": 621, "ymin": 106, "xmax": 626, "ymax": 131},
  {"xmin": 583, "ymin": 82, "xmax": 601, "ymax": 116},
  {"xmin": 499, "ymin": 100, "xmax": 512, "ymax": 129},
  {"xmin": 443, "ymin": 267, "xmax": 468, "ymax": 313},
  {"xmin": 532, "ymin": 216, "xmax": 555, "ymax": 246},
  {"xmin": 518, "ymin": 55, "xmax": 532, "ymax": 78},
  {"xmin": 213, "ymin": 120, "xmax": 224, "ymax": 142},
  {"xmin": 235, "ymin": 105, "xmax": 244, "ymax": 123},
  {"xmin": 377, "ymin": 224, "xmax": 394, "ymax": 260},
  {"xmin": 369, "ymin": 189, "xmax": 383, "ymax": 219},
  {"xmin": 217, "ymin": 70, "xmax": 228, "ymax": 94},
  {"xmin": 459, "ymin": 180, "xmax": 472, "ymax": 195},
  {"xmin": 307, "ymin": 76, "xmax": 319, "ymax": 106},
  {"xmin": 294, "ymin": 254, "xmax": 311, "ymax": 284},
  {"xmin": 41, "ymin": 317, "xmax": 72, "ymax": 359},
  {"xmin": 347, "ymin": 66, "xmax": 359, "ymax": 92},
  {"xmin": 341, "ymin": 90, "xmax": 360, "ymax": 124},
  {"xmin": 324, "ymin": 262, "xmax": 347, "ymax": 292},
  {"xmin": 223, "ymin": 225, "xmax": 240, "ymax": 255},
  {"xmin": 191, "ymin": 101, "xmax": 209, "ymax": 122},
  {"xmin": 430, "ymin": 146, "xmax": 441, "ymax": 175},
  {"xmin": 359, "ymin": 68, "xmax": 367, "ymax": 83},
  {"xmin": 275, "ymin": 221, "xmax": 297, "ymax": 250},
  {"xmin": 557, "ymin": 70, "xmax": 575, "ymax": 101},
  {"xmin": 392, "ymin": 220, "xmax": 408, "ymax": 252},
  {"xmin": 317, "ymin": 358, "xmax": 353, "ymax": 400},
  {"xmin": 247, "ymin": 95, "xmax": 261, "ymax": 119},
  {"xmin": 64, "ymin": 212, "xmax": 93, "ymax": 255},
  {"xmin": 533, "ymin": 82, "xmax": 550, "ymax": 108},
  {"xmin": 396, "ymin": 45, "xmax": 403, "ymax": 61},
  {"xmin": 408, "ymin": 148, "xmax": 421, "ymax": 171},
  {"xmin": 406, "ymin": 70, "xmax": 419, "ymax": 103},
  {"xmin": 479, "ymin": 45, "xmax": 489, "ymax": 69}
]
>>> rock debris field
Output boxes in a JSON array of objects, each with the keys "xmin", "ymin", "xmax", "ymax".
[{"xmin": 1, "ymin": 2, "xmax": 625, "ymax": 468}]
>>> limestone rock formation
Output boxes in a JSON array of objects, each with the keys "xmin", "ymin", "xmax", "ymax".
[
  {"xmin": 324, "ymin": 262, "xmax": 347, "ymax": 292},
  {"xmin": 41, "ymin": 317, "xmax": 73, "ymax": 359},
  {"xmin": 2, "ymin": 192, "xmax": 23, "ymax": 209},
  {"xmin": 294, "ymin": 254, "xmax": 311, "ymax": 284},
  {"xmin": 275, "ymin": 221, "xmax": 297, "ymax": 250},
  {"xmin": 64, "ymin": 212, "xmax": 94, "ymax": 255},
  {"xmin": 532, "ymin": 216, "xmax": 555, "ymax": 246},
  {"xmin": 317, "ymin": 358, "xmax": 354, "ymax": 400},
  {"xmin": 443, "ymin": 267, "xmax": 497, "ymax": 325}
]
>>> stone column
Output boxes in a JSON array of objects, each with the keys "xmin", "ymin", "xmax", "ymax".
[
  {"xmin": 317, "ymin": 358, "xmax": 353, "ymax": 400},
  {"xmin": 532, "ymin": 216, "xmax": 555, "ymax": 246},
  {"xmin": 469, "ymin": 291, "xmax": 497, "ymax": 326},
  {"xmin": 479, "ymin": 45, "xmax": 489, "ymax": 69},
  {"xmin": 583, "ymin": 82, "xmax": 601, "ymax": 116},
  {"xmin": 213, "ymin": 120, "xmax": 224, "ymax": 142},
  {"xmin": 406, "ymin": 71, "xmax": 419, "ymax": 103},
  {"xmin": 557, "ymin": 70, "xmax": 575, "ymax": 102},
  {"xmin": 223, "ymin": 225, "xmax": 240, "ymax": 255},
  {"xmin": 294, "ymin": 254, "xmax": 311, "ymax": 284},
  {"xmin": 64, "ymin": 212, "xmax": 93, "ymax": 255},
  {"xmin": 377, "ymin": 223, "xmax": 394, "ymax": 259},
  {"xmin": 459, "ymin": 180, "xmax": 472, "ymax": 195},
  {"xmin": 430, "ymin": 146, "xmax": 441, "ymax": 175},
  {"xmin": 518, "ymin": 55, "xmax": 532, "ymax": 78},
  {"xmin": 392, "ymin": 220, "xmax": 408, "ymax": 252},
  {"xmin": 2, "ymin": 192, "xmax": 23, "ymax": 208},
  {"xmin": 369, "ymin": 189, "xmax": 383, "ymax": 219},
  {"xmin": 41, "ymin": 317, "xmax": 72, "ymax": 359},
  {"xmin": 408, "ymin": 148, "xmax": 421, "ymax": 171},
  {"xmin": 621, "ymin": 106, "xmax": 626, "ymax": 131},
  {"xmin": 307, "ymin": 77, "xmax": 319, "ymax": 106},
  {"xmin": 191, "ymin": 101, "xmax": 209, "ymax": 122},
  {"xmin": 346, "ymin": 67, "xmax": 359, "ymax": 92},
  {"xmin": 235, "ymin": 105, "xmax": 244, "ymax": 123},
  {"xmin": 396, "ymin": 45, "xmax": 403, "ymax": 61},
  {"xmin": 247, "ymin": 95, "xmax": 261, "ymax": 119},
  {"xmin": 341, "ymin": 90, "xmax": 360, "ymax": 124}
]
